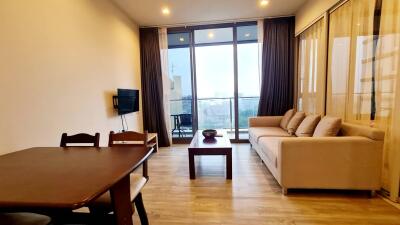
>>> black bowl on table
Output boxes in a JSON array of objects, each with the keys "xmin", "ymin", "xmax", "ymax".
[
  {"xmin": 203, "ymin": 138, "xmax": 217, "ymax": 144},
  {"xmin": 202, "ymin": 129, "xmax": 217, "ymax": 139}
]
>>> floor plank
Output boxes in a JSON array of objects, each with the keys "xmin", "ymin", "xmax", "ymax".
[{"xmin": 133, "ymin": 144, "xmax": 400, "ymax": 225}]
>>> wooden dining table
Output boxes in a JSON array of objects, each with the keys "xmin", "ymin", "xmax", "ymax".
[{"xmin": 0, "ymin": 146, "xmax": 153, "ymax": 225}]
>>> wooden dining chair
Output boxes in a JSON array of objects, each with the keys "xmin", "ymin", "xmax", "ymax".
[
  {"xmin": 0, "ymin": 212, "xmax": 51, "ymax": 225},
  {"xmin": 60, "ymin": 133, "xmax": 100, "ymax": 147},
  {"xmin": 89, "ymin": 131, "xmax": 150, "ymax": 225}
]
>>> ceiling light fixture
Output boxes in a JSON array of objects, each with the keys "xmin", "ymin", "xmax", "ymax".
[
  {"xmin": 245, "ymin": 33, "xmax": 251, "ymax": 37},
  {"xmin": 208, "ymin": 32, "xmax": 214, "ymax": 38},
  {"xmin": 179, "ymin": 37, "xmax": 185, "ymax": 42},
  {"xmin": 162, "ymin": 7, "xmax": 170, "ymax": 15},
  {"xmin": 260, "ymin": 0, "xmax": 269, "ymax": 7}
]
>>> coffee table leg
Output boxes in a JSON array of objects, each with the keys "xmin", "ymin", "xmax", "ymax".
[
  {"xmin": 189, "ymin": 150, "xmax": 195, "ymax": 179},
  {"xmin": 110, "ymin": 175, "xmax": 133, "ymax": 225},
  {"xmin": 226, "ymin": 150, "xmax": 232, "ymax": 180}
]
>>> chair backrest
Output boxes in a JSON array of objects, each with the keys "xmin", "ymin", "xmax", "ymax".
[
  {"xmin": 179, "ymin": 114, "xmax": 192, "ymax": 127},
  {"xmin": 109, "ymin": 131, "xmax": 150, "ymax": 179},
  {"xmin": 60, "ymin": 133, "xmax": 100, "ymax": 147},
  {"xmin": 108, "ymin": 131, "xmax": 148, "ymax": 147}
]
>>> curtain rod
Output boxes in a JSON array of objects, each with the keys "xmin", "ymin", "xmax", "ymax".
[{"xmin": 139, "ymin": 14, "xmax": 294, "ymax": 28}]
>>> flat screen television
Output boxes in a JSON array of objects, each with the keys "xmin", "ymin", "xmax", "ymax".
[{"xmin": 114, "ymin": 89, "xmax": 139, "ymax": 115}]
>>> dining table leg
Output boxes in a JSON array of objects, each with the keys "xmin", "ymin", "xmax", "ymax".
[{"xmin": 110, "ymin": 175, "xmax": 133, "ymax": 225}]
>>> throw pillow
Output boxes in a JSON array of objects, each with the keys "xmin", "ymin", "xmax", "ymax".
[
  {"xmin": 280, "ymin": 109, "xmax": 295, "ymax": 131},
  {"xmin": 313, "ymin": 116, "xmax": 342, "ymax": 137},
  {"xmin": 295, "ymin": 115, "xmax": 321, "ymax": 137},
  {"xmin": 287, "ymin": 112, "xmax": 306, "ymax": 135}
]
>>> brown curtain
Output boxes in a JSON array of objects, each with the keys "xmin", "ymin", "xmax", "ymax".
[
  {"xmin": 257, "ymin": 17, "xmax": 295, "ymax": 116},
  {"xmin": 139, "ymin": 28, "xmax": 170, "ymax": 147}
]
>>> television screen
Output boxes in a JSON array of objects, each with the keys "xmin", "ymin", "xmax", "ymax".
[{"xmin": 117, "ymin": 89, "xmax": 139, "ymax": 115}]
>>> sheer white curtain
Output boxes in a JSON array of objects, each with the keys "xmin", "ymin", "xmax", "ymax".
[
  {"xmin": 326, "ymin": 1, "xmax": 352, "ymax": 118},
  {"xmin": 298, "ymin": 19, "xmax": 326, "ymax": 115},
  {"xmin": 158, "ymin": 27, "xmax": 172, "ymax": 143},
  {"xmin": 379, "ymin": 0, "xmax": 400, "ymax": 202},
  {"xmin": 257, "ymin": 19, "xmax": 264, "ymax": 91},
  {"xmin": 326, "ymin": 0, "xmax": 400, "ymax": 201}
]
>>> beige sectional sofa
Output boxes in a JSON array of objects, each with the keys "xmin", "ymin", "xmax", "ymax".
[{"xmin": 248, "ymin": 115, "xmax": 385, "ymax": 195}]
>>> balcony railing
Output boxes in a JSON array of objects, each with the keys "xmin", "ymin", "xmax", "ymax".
[{"xmin": 170, "ymin": 96, "xmax": 259, "ymax": 132}]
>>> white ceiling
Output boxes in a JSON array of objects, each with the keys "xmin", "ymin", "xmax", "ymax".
[{"xmin": 111, "ymin": 0, "xmax": 307, "ymax": 27}]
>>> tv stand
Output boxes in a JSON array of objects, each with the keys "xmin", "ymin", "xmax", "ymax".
[{"xmin": 147, "ymin": 133, "xmax": 158, "ymax": 152}]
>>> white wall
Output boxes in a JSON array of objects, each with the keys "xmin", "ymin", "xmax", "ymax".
[
  {"xmin": 0, "ymin": 0, "xmax": 142, "ymax": 154},
  {"xmin": 295, "ymin": 0, "xmax": 341, "ymax": 35}
]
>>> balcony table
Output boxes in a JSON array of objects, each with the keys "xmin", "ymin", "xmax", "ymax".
[{"xmin": 0, "ymin": 146, "xmax": 153, "ymax": 225}]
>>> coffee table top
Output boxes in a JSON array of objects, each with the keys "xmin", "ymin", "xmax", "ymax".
[{"xmin": 189, "ymin": 130, "xmax": 231, "ymax": 149}]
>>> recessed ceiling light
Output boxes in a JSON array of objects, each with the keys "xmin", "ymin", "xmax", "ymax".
[
  {"xmin": 179, "ymin": 37, "xmax": 185, "ymax": 42},
  {"xmin": 162, "ymin": 7, "xmax": 170, "ymax": 15},
  {"xmin": 260, "ymin": 0, "xmax": 269, "ymax": 7},
  {"xmin": 245, "ymin": 33, "xmax": 251, "ymax": 37},
  {"xmin": 208, "ymin": 32, "xmax": 214, "ymax": 38}
]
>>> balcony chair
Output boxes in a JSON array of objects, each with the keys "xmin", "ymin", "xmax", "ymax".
[{"xmin": 178, "ymin": 113, "xmax": 192, "ymax": 137}]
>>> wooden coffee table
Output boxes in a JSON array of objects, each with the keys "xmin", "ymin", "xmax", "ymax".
[{"xmin": 188, "ymin": 130, "xmax": 232, "ymax": 179}]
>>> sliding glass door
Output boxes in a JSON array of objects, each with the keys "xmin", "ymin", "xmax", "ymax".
[
  {"xmin": 167, "ymin": 22, "xmax": 260, "ymax": 142},
  {"xmin": 194, "ymin": 27, "xmax": 236, "ymax": 139},
  {"xmin": 168, "ymin": 32, "xmax": 194, "ymax": 138},
  {"xmin": 237, "ymin": 25, "xmax": 261, "ymax": 139}
]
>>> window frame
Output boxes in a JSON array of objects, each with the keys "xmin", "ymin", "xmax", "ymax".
[{"xmin": 167, "ymin": 21, "xmax": 258, "ymax": 143}]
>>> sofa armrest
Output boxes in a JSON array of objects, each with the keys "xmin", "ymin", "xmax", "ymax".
[
  {"xmin": 248, "ymin": 116, "xmax": 282, "ymax": 127},
  {"xmin": 277, "ymin": 137, "xmax": 383, "ymax": 190}
]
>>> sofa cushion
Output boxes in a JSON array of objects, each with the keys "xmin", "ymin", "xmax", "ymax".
[
  {"xmin": 259, "ymin": 137, "xmax": 281, "ymax": 169},
  {"xmin": 295, "ymin": 115, "xmax": 321, "ymax": 137},
  {"xmin": 287, "ymin": 112, "xmax": 306, "ymax": 135},
  {"xmin": 249, "ymin": 127, "xmax": 291, "ymax": 143},
  {"xmin": 280, "ymin": 109, "xmax": 295, "ymax": 131},
  {"xmin": 313, "ymin": 116, "xmax": 342, "ymax": 137}
]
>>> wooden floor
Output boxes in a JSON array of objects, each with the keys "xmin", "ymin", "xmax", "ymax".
[{"xmin": 132, "ymin": 144, "xmax": 400, "ymax": 225}]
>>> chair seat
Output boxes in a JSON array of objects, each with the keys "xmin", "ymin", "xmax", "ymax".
[
  {"xmin": 89, "ymin": 174, "xmax": 147, "ymax": 210},
  {"xmin": 0, "ymin": 213, "xmax": 51, "ymax": 225}
]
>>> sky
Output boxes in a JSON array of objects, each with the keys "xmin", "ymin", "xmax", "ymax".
[{"xmin": 168, "ymin": 43, "xmax": 261, "ymax": 99}]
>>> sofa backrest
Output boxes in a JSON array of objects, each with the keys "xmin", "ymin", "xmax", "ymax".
[{"xmin": 340, "ymin": 122, "xmax": 385, "ymax": 141}]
